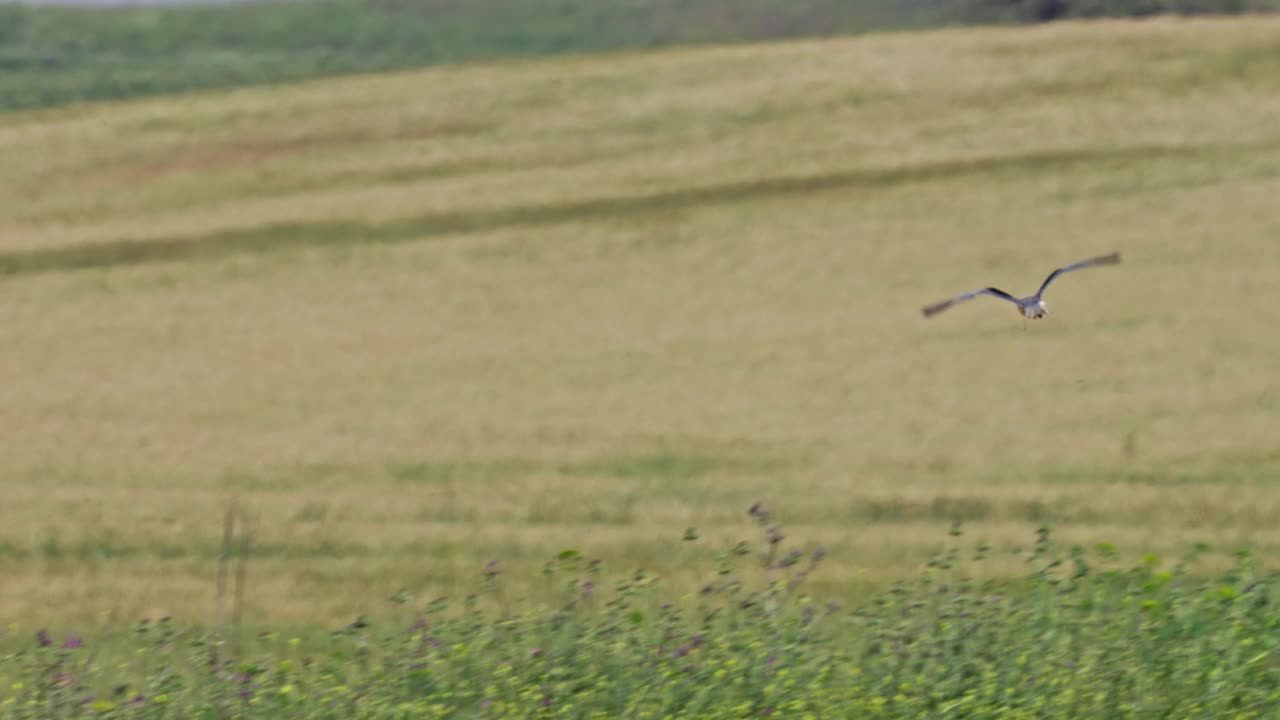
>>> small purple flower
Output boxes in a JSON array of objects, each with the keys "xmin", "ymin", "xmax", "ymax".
[
  {"xmin": 671, "ymin": 645, "xmax": 691, "ymax": 659},
  {"xmin": 483, "ymin": 560, "xmax": 501, "ymax": 579},
  {"xmin": 36, "ymin": 629, "xmax": 52, "ymax": 647},
  {"xmin": 529, "ymin": 648, "xmax": 544, "ymax": 659},
  {"xmin": 660, "ymin": 602, "xmax": 672, "ymax": 610},
  {"xmin": 540, "ymin": 694, "xmax": 553, "ymax": 708},
  {"xmin": 811, "ymin": 546, "xmax": 829, "ymax": 563},
  {"xmin": 62, "ymin": 634, "xmax": 83, "ymax": 649},
  {"xmin": 690, "ymin": 633, "xmax": 705, "ymax": 648},
  {"xmin": 761, "ymin": 707, "xmax": 775, "ymax": 717},
  {"xmin": 580, "ymin": 580, "xmax": 594, "ymax": 598},
  {"xmin": 766, "ymin": 526, "xmax": 784, "ymax": 546}
]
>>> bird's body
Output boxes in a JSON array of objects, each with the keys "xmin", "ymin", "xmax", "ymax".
[
  {"xmin": 921, "ymin": 252, "xmax": 1121, "ymax": 323},
  {"xmin": 1016, "ymin": 297, "xmax": 1049, "ymax": 320}
]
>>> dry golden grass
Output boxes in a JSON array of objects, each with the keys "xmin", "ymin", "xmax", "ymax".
[{"xmin": 2, "ymin": 16, "xmax": 1279, "ymax": 625}]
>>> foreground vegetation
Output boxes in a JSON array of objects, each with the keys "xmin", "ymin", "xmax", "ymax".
[
  {"xmin": 2, "ymin": 0, "xmax": 1276, "ymax": 112},
  {"xmin": 3, "ymin": 17, "xmax": 1280, "ymax": 624},
  {"xmin": 4, "ymin": 511, "xmax": 1280, "ymax": 718}
]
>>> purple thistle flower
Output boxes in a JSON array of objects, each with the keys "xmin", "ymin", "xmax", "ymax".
[
  {"xmin": 691, "ymin": 633, "xmax": 705, "ymax": 648},
  {"xmin": 62, "ymin": 634, "xmax": 83, "ymax": 649},
  {"xmin": 671, "ymin": 645, "xmax": 691, "ymax": 659},
  {"xmin": 766, "ymin": 526, "xmax": 784, "ymax": 546},
  {"xmin": 529, "ymin": 648, "xmax": 544, "ymax": 659},
  {"xmin": 749, "ymin": 503, "xmax": 770, "ymax": 525},
  {"xmin": 36, "ymin": 629, "xmax": 52, "ymax": 647}
]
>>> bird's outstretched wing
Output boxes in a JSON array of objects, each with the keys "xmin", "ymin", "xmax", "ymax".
[
  {"xmin": 921, "ymin": 287, "xmax": 1019, "ymax": 318},
  {"xmin": 1035, "ymin": 252, "xmax": 1121, "ymax": 298}
]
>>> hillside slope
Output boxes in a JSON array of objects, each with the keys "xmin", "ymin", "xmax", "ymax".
[{"xmin": 2, "ymin": 17, "xmax": 1280, "ymax": 623}]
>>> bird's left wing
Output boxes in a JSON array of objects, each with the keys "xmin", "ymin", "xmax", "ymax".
[
  {"xmin": 1036, "ymin": 252, "xmax": 1122, "ymax": 297},
  {"xmin": 921, "ymin": 287, "xmax": 1018, "ymax": 318}
]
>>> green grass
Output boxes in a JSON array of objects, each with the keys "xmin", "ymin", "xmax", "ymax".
[
  {"xmin": 0, "ymin": 0, "xmax": 954, "ymax": 113},
  {"xmin": 2, "ymin": 16, "xmax": 1280, "ymax": 633},
  {"xmin": 5, "ymin": 0, "xmax": 1274, "ymax": 114},
  {"xmin": 5, "ymin": 518, "xmax": 1280, "ymax": 718}
]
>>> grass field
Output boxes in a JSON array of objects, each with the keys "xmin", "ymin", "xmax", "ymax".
[
  {"xmin": 0, "ymin": 0, "xmax": 950, "ymax": 112},
  {"xmin": 2, "ymin": 16, "xmax": 1280, "ymax": 629}
]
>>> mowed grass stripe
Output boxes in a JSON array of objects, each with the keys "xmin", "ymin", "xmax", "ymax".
[{"xmin": 0, "ymin": 140, "xmax": 1269, "ymax": 278}]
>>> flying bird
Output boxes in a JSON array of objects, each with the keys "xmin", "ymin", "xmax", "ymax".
[{"xmin": 921, "ymin": 252, "xmax": 1121, "ymax": 324}]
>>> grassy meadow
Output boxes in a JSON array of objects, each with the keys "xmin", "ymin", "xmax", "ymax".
[
  {"xmin": 2, "ymin": 16, "xmax": 1280, "ymax": 635},
  {"xmin": 0, "ymin": 0, "xmax": 951, "ymax": 113}
]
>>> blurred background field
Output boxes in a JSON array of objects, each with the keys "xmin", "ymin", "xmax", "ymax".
[
  {"xmin": 2, "ymin": 9, "xmax": 1280, "ymax": 627},
  {"xmin": 3, "ymin": 0, "xmax": 1280, "ymax": 111}
]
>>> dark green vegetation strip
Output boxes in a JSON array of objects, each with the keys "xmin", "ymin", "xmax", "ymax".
[
  {"xmin": 0, "ymin": 141, "xmax": 1257, "ymax": 278},
  {"xmin": 1, "ymin": 0, "xmax": 1274, "ymax": 113},
  {"xmin": 5, "ymin": 513, "xmax": 1280, "ymax": 718}
]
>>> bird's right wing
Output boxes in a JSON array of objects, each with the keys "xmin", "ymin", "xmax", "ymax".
[
  {"xmin": 921, "ymin": 287, "xmax": 1019, "ymax": 318},
  {"xmin": 1035, "ymin": 252, "xmax": 1122, "ymax": 298}
]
